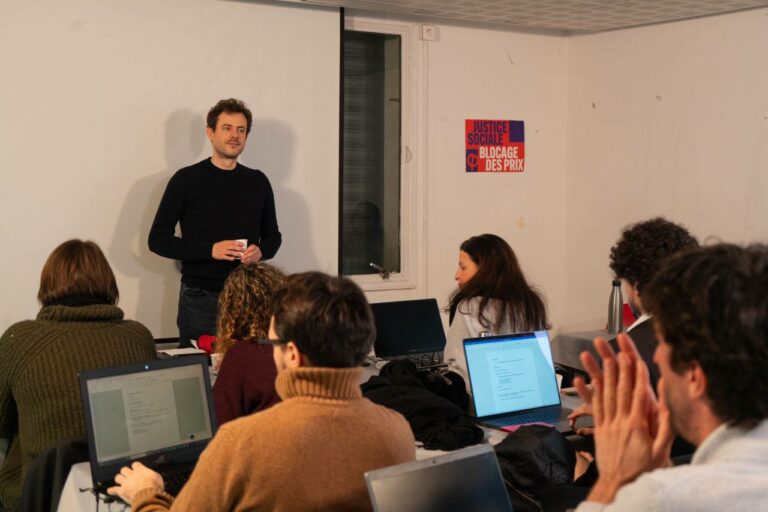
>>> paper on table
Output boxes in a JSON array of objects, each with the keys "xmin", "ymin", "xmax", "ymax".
[{"xmin": 159, "ymin": 348, "xmax": 206, "ymax": 357}]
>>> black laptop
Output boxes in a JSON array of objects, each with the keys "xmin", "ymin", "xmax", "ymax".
[
  {"xmin": 370, "ymin": 298, "xmax": 447, "ymax": 368},
  {"xmin": 463, "ymin": 331, "xmax": 578, "ymax": 432},
  {"xmin": 78, "ymin": 355, "xmax": 217, "ymax": 496},
  {"xmin": 365, "ymin": 444, "xmax": 513, "ymax": 512}
]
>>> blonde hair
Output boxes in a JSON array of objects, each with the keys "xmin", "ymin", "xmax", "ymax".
[{"xmin": 215, "ymin": 262, "xmax": 285, "ymax": 355}]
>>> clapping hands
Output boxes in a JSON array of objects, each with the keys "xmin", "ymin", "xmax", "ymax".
[{"xmin": 574, "ymin": 334, "xmax": 674, "ymax": 503}]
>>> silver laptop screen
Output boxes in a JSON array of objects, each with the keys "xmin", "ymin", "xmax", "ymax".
[
  {"xmin": 464, "ymin": 331, "xmax": 560, "ymax": 418},
  {"xmin": 366, "ymin": 444, "xmax": 513, "ymax": 512},
  {"xmin": 85, "ymin": 363, "xmax": 214, "ymax": 463}
]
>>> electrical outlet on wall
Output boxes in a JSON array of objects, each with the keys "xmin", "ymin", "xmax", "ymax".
[{"xmin": 420, "ymin": 24, "xmax": 437, "ymax": 41}]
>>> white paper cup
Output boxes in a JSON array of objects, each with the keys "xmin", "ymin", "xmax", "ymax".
[
  {"xmin": 211, "ymin": 352, "xmax": 223, "ymax": 373},
  {"xmin": 236, "ymin": 238, "xmax": 248, "ymax": 248}
]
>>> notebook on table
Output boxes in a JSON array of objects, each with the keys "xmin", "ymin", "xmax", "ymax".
[
  {"xmin": 365, "ymin": 444, "xmax": 513, "ymax": 512},
  {"xmin": 78, "ymin": 355, "xmax": 217, "ymax": 497},
  {"xmin": 463, "ymin": 331, "xmax": 577, "ymax": 433},
  {"xmin": 371, "ymin": 298, "xmax": 447, "ymax": 368}
]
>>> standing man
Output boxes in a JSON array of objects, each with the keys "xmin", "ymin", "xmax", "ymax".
[
  {"xmin": 149, "ymin": 99, "xmax": 281, "ymax": 347},
  {"xmin": 573, "ymin": 244, "xmax": 768, "ymax": 511}
]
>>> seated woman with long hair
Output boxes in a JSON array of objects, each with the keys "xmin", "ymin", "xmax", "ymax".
[
  {"xmin": 0, "ymin": 240, "xmax": 156, "ymax": 510},
  {"xmin": 446, "ymin": 234, "xmax": 549, "ymax": 388},
  {"xmin": 213, "ymin": 262, "xmax": 285, "ymax": 426}
]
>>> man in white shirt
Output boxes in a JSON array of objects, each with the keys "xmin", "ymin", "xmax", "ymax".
[{"xmin": 574, "ymin": 243, "xmax": 768, "ymax": 511}]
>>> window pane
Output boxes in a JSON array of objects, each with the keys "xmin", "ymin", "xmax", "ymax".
[{"xmin": 341, "ymin": 31, "xmax": 401, "ymax": 276}]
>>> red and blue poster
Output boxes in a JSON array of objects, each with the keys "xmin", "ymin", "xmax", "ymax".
[{"xmin": 465, "ymin": 119, "xmax": 525, "ymax": 173}]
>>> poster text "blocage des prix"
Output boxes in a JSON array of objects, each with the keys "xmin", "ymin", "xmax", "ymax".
[{"xmin": 465, "ymin": 120, "xmax": 525, "ymax": 173}]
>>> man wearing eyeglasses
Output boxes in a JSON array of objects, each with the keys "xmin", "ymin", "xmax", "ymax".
[{"xmin": 108, "ymin": 272, "xmax": 416, "ymax": 511}]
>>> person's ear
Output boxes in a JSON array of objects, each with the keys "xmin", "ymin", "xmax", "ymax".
[
  {"xmin": 206, "ymin": 126, "xmax": 214, "ymax": 141},
  {"xmin": 687, "ymin": 362, "xmax": 708, "ymax": 400},
  {"xmin": 284, "ymin": 341, "xmax": 304, "ymax": 368}
]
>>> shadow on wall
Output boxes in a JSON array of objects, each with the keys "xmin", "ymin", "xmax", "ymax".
[
  {"xmin": 109, "ymin": 109, "xmax": 206, "ymax": 337},
  {"xmin": 243, "ymin": 118, "xmax": 319, "ymax": 273}
]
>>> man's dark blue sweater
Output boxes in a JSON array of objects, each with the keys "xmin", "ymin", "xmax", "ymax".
[{"xmin": 148, "ymin": 158, "xmax": 281, "ymax": 292}]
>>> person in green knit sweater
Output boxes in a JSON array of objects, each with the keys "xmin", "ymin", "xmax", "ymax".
[
  {"xmin": 109, "ymin": 272, "xmax": 416, "ymax": 511},
  {"xmin": 0, "ymin": 239, "xmax": 157, "ymax": 510}
]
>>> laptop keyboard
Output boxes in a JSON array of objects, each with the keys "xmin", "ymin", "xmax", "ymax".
[
  {"xmin": 160, "ymin": 461, "xmax": 197, "ymax": 496},
  {"xmin": 488, "ymin": 407, "xmax": 573, "ymax": 428},
  {"xmin": 383, "ymin": 351, "xmax": 444, "ymax": 369}
]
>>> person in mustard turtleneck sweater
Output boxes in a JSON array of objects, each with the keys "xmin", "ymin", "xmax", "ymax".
[
  {"xmin": 0, "ymin": 240, "xmax": 156, "ymax": 510},
  {"xmin": 109, "ymin": 271, "xmax": 416, "ymax": 511}
]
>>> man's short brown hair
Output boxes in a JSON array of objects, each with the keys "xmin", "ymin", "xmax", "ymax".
[
  {"xmin": 38, "ymin": 239, "xmax": 119, "ymax": 305},
  {"xmin": 271, "ymin": 272, "xmax": 374, "ymax": 367},
  {"xmin": 206, "ymin": 98, "xmax": 252, "ymax": 135},
  {"xmin": 644, "ymin": 243, "xmax": 768, "ymax": 428}
]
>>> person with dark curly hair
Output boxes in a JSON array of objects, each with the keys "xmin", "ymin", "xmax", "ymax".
[
  {"xmin": 572, "ymin": 243, "xmax": 768, "ymax": 511},
  {"xmin": 570, "ymin": 218, "xmax": 698, "ymax": 464},
  {"xmin": 212, "ymin": 262, "xmax": 285, "ymax": 426},
  {"xmin": 607, "ymin": 217, "xmax": 697, "ymax": 389},
  {"xmin": 149, "ymin": 98, "xmax": 282, "ymax": 348}
]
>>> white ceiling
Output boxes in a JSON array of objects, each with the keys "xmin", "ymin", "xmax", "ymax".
[{"xmin": 275, "ymin": 0, "xmax": 768, "ymax": 33}]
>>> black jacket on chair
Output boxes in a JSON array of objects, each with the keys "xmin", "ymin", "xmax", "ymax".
[
  {"xmin": 17, "ymin": 436, "xmax": 89, "ymax": 512},
  {"xmin": 361, "ymin": 360, "xmax": 483, "ymax": 451}
]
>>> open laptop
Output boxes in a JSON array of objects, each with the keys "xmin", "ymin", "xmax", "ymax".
[
  {"xmin": 370, "ymin": 298, "xmax": 447, "ymax": 368},
  {"xmin": 365, "ymin": 444, "xmax": 513, "ymax": 512},
  {"xmin": 79, "ymin": 355, "xmax": 217, "ymax": 496},
  {"xmin": 463, "ymin": 331, "xmax": 578, "ymax": 433}
]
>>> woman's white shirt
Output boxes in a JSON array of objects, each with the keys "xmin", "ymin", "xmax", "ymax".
[{"xmin": 445, "ymin": 297, "xmax": 512, "ymax": 391}]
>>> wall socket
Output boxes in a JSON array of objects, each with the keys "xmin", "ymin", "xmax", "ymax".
[{"xmin": 420, "ymin": 24, "xmax": 437, "ymax": 41}]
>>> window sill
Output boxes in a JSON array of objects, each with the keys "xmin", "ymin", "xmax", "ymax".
[{"xmin": 348, "ymin": 273, "xmax": 418, "ymax": 292}]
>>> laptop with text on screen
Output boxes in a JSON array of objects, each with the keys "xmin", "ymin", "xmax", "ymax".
[
  {"xmin": 463, "ymin": 331, "xmax": 574, "ymax": 433},
  {"xmin": 365, "ymin": 444, "xmax": 514, "ymax": 512},
  {"xmin": 78, "ymin": 355, "xmax": 217, "ymax": 496}
]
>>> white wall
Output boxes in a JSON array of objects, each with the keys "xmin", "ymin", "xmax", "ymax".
[
  {"xmin": 364, "ymin": 8, "xmax": 767, "ymax": 335},
  {"xmin": 3, "ymin": 2, "xmax": 765, "ymax": 339},
  {"xmin": 0, "ymin": 0, "xmax": 340, "ymax": 337},
  {"xmin": 423, "ymin": 24, "xmax": 569, "ymax": 330},
  {"xmin": 563, "ymin": 8, "xmax": 768, "ymax": 330}
]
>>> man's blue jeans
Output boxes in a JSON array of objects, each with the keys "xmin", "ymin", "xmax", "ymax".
[{"xmin": 177, "ymin": 282, "xmax": 219, "ymax": 348}]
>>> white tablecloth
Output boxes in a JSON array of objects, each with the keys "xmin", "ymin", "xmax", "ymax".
[{"xmin": 58, "ymin": 462, "xmax": 128, "ymax": 512}]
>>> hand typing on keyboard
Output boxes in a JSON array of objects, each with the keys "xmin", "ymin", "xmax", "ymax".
[{"xmin": 108, "ymin": 462, "xmax": 165, "ymax": 504}]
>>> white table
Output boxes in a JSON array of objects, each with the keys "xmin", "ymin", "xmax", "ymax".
[
  {"xmin": 57, "ymin": 362, "xmax": 506, "ymax": 511},
  {"xmin": 58, "ymin": 429, "xmax": 507, "ymax": 512},
  {"xmin": 58, "ymin": 462, "xmax": 128, "ymax": 512}
]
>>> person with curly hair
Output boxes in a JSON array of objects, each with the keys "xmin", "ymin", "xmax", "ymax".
[
  {"xmin": 445, "ymin": 234, "xmax": 549, "ymax": 390},
  {"xmin": 572, "ymin": 243, "xmax": 768, "ymax": 511},
  {"xmin": 607, "ymin": 217, "xmax": 698, "ymax": 389},
  {"xmin": 212, "ymin": 262, "xmax": 285, "ymax": 425},
  {"xmin": 569, "ymin": 218, "xmax": 699, "ymax": 462}
]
